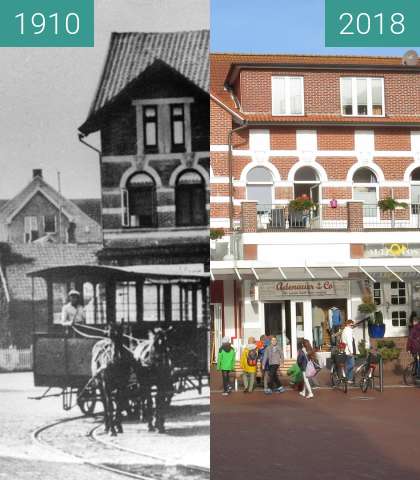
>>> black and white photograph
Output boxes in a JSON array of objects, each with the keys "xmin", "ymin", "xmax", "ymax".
[{"xmin": 0, "ymin": 1, "xmax": 210, "ymax": 479}]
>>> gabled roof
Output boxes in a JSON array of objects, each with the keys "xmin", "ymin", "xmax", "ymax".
[
  {"xmin": 80, "ymin": 30, "xmax": 209, "ymax": 134},
  {"xmin": 4, "ymin": 244, "xmax": 99, "ymax": 300},
  {"xmin": 0, "ymin": 176, "xmax": 100, "ymax": 232}
]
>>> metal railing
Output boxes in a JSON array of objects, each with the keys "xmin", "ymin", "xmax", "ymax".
[
  {"xmin": 255, "ymin": 205, "xmax": 347, "ymax": 231},
  {"xmin": 363, "ymin": 204, "xmax": 420, "ymax": 229}
]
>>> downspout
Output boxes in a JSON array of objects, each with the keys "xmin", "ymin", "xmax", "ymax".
[
  {"xmin": 78, "ymin": 133, "xmax": 105, "ymax": 247},
  {"xmin": 227, "ymin": 123, "xmax": 248, "ymax": 231}
]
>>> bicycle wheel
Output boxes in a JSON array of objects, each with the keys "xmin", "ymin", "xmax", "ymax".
[
  {"xmin": 403, "ymin": 364, "xmax": 415, "ymax": 386},
  {"xmin": 360, "ymin": 376, "xmax": 369, "ymax": 393},
  {"xmin": 342, "ymin": 378, "xmax": 348, "ymax": 394},
  {"xmin": 330, "ymin": 370, "xmax": 339, "ymax": 387}
]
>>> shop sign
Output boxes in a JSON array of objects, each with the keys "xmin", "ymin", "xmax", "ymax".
[
  {"xmin": 258, "ymin": 280, "xmax": 350, "ymax": 301},
  {"xmin": 364, "ymin": 243, "xmax": 420, "ymax": 258}
]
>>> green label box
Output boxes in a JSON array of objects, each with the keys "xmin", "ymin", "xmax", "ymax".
[
  {"xmin": 0, "ymin": 0, "xmax": 94, "ymax": 47},
  {"xmin": 325, "ymin": 0, "xmax": 420, "ymax": 47}
]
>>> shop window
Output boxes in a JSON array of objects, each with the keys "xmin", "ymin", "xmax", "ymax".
[
  {"xmin": 392, "ymin": 311, "xmax": 407, "ymax": 327},
  {"xmin": 246, "ymin": 167, "xmax": 274, "ymax": 208},
  {"xmin": 171, "ymin": 105, "xmax": 185, "ymax": 152},
  {"xmin": 24, "ymin": 216, "xmax": 39, "ymax": 243},
  {"xmin": 143, "ymin": 106, "xmax": 158, "ymax": 153},
  {"xmin": 123, "ymin": 172, "xmax": 157, "ymax": 228},
  {"xmin": 391, "ymin": 282, "xmax": 406, "ymax": 305},
  {"xmin": 176, "ymin": 170, "xmax": 206, "ymax": 226},
  {"xmin": 373, "ymin": 282, "xmax": 381, "ymax": 305}
]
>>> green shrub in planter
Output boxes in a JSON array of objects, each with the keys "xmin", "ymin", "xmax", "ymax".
[
  {"xmin": 358, "ymin": 302, "xmax": 377, "ymax": 315},
  {"xmin": 289, "ymin": 196, "xmax": 316, "ymax": 212},
  {"xmin": 377, "ymin": 197, "xmax": 408, "ymax": 212},
  {"xmin": 376, "ymin": 340, "xmax": 400, "ymax": 362},
  {"xmin": 210, "ymin": 228, "xmax": 225, "ymax": 240}
]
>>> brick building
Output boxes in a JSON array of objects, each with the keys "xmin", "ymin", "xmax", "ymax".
[
  {"xmin": 210, "ymin": 53, "xmax": 420, "ymax": 363},
  {"xmin": 79, "ymin": 31, "xmax": 210, "ymax": 268}
]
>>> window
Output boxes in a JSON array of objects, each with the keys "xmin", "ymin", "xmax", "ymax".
[
  {"xmin": 353, "ymin": 168, "xmax": 377, "ymax": 184},
  {"xmin": 176, "ymin": 170, "xmax": 206, "ymax": 226},
  {"xmin": 123, "ymin": 172, "xmax": 157, "ymax": 228},
  {"xmin": 24, "ymin": 216, "xmax": 39, "ymax": 243},
  {"xmin": 373, "ymin": 282, "xmax": 381, "ymax": 305},
  {"xmin": 272, "ymin": 76, "xmax": 304, "ymax": 115},
  {"xmin": 392, "ymin": 311, "xmax": 407, "ymax": 327},
  {"xmin": 115, "ymin": 282, "xmax": 137, "ymax": 323},
  {"xmin": 43, "ymin": 215, "xmax": 56, "ymax": 233},
  {"xmin": 246, "ymin": 167, "xmax": 274, "ymax": 207},
  {"xmin": 353, "ymin": 168, "xmax": 378, "ymax": 218},
  {"xmin": 340, "ymin": 77, "xmax": 384, "ymax": 116},
  {"xmin": 411, "ymin": 168, "xmax": 420, "ymax": 213},
  {"xmin": 143, "ymin": 106, "xmax": 158, "ymax": 153},
  {"xmin": 171, "ymin": 105, "xmax": 185, "ymax": 152},
  {"xmin": 391, "ymin": 282, "xmax": 406, "ymax": 305}
]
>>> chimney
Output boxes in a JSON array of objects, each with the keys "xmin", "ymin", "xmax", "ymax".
[{"xmin": 33, "ymin": 169, "xmax": 43, "ymax": 179}]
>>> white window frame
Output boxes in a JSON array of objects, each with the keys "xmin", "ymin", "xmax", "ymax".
[
  {"xmin": 24, "ymin": 215, "xmax": 39, "ymax": 243},
  {"xmin": 340, "ymin": 77, "xmax": 385, "ymax": 117},
  {"xmin": 272, "ymin": 76, "xmax": 305, "ymax": 116}
]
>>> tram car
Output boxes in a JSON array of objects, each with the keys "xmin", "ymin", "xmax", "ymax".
[{"xmin": 29, "ymin": 265, "xmax": 209, "ymax": 414}]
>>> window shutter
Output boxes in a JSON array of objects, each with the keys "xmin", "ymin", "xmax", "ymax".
[{"xmin": 121, "ymin": 189, "xmax": 129, "ymax": 226}]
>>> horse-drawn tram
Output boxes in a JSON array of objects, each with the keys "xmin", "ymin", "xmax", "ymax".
[{"xmin": 29, "ymin": 264, "xmax": 209, "ymax": 434}]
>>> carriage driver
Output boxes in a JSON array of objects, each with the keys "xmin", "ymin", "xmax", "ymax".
[{"xmin": 61, "ymin": 289, "xmax": 86, "ymax": 327}]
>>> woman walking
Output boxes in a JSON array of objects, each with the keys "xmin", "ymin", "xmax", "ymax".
[{"xmin": 297, "ymin": 339, "xmax": 315, "ymax": 399}]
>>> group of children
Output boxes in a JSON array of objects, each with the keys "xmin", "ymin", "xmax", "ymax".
[{"xmin": 216, "ymin": 334, "xmax": 320, "ymax": 398}]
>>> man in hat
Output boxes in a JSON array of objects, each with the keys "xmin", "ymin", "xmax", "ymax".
[{"xmin": 61, "ymin": 289, "xmax": 86, "ymax": 326}]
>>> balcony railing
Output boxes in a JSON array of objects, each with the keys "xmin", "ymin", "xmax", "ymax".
[
  {"xmin": 256, "ymin": 205, "xmax": 347, "ymax": 231},
  {"xmin": 363, "ymin": 204, "xmax": 420, "ymax": 229}
]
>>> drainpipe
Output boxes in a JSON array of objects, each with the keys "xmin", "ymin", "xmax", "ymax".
[
  {"xmin": 78, "ymin": 133, "xmax": 105, "ymax": 246},
  {"xmin": 227, "ymin": 123, "xmax": 248, "ymax": 231}
]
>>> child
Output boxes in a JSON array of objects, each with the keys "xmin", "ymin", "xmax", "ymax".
[
  {"xmin": 217, "ymin": 337, "xmax": 236, "ymax": 396},
  {"xmin": 297, "ymin": 339, "xmax": 314, "ymax": 399},
  {"xmin": 240, "ymin": 337, "xmax": 258, "ymax": 393},
  {"xmin": 262, "ymin": 336, "xmax": 286, "ymax": 393}
]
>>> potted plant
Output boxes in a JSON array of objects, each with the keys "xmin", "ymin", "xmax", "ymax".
[
  {"xmin": 378, "ymin": 197, "xmax": 408, "ymax": 227},
  {"xmin": 368, "ymin": 311, "xmax": 386, "ymax": 339},
  {"xmin": 289, "ymin": 195, "xmax": 316, "ymax": 212},
  {"xmin": 210, "ymin": 228, "xmax": 225, "ymax": 241}
]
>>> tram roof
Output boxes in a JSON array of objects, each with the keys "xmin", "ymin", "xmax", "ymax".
[{"xmin": 27, "ymin": 264, "xmax": 209, "ymax": 282}]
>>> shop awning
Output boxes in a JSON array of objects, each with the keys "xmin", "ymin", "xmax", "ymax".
[{"xmin": 210, "ymin": 260, "xmax": 420, "ymax": 282}]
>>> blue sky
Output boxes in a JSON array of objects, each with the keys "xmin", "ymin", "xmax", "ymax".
[{"xmin": 211, "ymin": 0, "xmax": 415, "ymax": 55}]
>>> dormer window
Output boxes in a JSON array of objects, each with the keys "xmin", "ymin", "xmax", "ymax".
[
  {"xmin": 143, "ymin": 106, "xmax": 158, "ymax": 153},
  {"xmin": 341, "ymin": 77, "xmax": 384, "ymax": 117},
  {"xmin": 272, "ymin": 76, "xmax": 304, "ymax": 116},
  {"xmin": 171, "ymin": 104, "xmax": 185, "ymax": 152}
]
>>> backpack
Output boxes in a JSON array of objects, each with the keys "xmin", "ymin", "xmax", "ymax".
[{"xmin": 247, "ymin": 348, "xmax": 258, "ymax": 367}]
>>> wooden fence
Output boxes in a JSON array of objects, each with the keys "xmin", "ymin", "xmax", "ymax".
[{"xmin": 0, "ymin": 346, "xmax": 33, "ymax": 372}]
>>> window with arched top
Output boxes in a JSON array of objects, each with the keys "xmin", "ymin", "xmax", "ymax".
[
  {"xmin": 246, "ymin": 167, "xmax": 274, "ymax": 206},
  {"xmin": 294, "ymin": 166, "xmax": 319, "ymax": 182},
  {"xmin": 353, "ymin": 167, "xmax": 378, "ymax": 184},
  {"xmin": 176, "ymin": 170, "xmax": 206, "ymax": 226},
  {"xmin": 410, "ymin": 167, "xmax": 420, "ymax": 207},
  {"xmin": 122, "ymin": 172, "xmax": 157, "ymax": 228},
  {"xmin": 352, "ymin": 168, "xmax": 378, "ymax": 217}
]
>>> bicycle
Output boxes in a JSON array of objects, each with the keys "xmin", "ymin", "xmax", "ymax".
[
  {"xmin": 330, "ymin": 361, "xmax": 348, "ymax": 393},
  {"xmin": 403, "ymin": 354, "xmax": 419, "ymax": 386},
  {"xmin": 356, "ymin": 354, "xmax": 379, "ymax": 393}
]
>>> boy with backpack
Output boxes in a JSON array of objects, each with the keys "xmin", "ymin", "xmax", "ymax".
[
  {"xmin": 217, "ymin": 336, "xmax": 236, "ymax": 396},
  {"xmin": 240, "ymin": 337, "xmax": 258, "ymax": 393}
]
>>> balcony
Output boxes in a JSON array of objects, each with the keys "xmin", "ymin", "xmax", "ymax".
[{"xmin": 240, "ymin": 201, "xmax": 420, "ymax": 233}]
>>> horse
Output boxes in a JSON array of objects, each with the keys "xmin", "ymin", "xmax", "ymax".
[
  {"xmin": 133, "ymin": 328, "xmax": 175, "ymax": 433},
  {"xmin": 91, "ymin": 323, "xmax": 132, "ymax": 436}
]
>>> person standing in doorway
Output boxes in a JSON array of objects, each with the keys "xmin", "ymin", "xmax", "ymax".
[
  {"xmin": 262, "ymin": 336, "xmax": 286, "ymax": 393},
  {"xmin": 217, "ymin": 337, "xmax": 236, "ymax": 396},
  {"xmin": 341, "ymin": 319, "xmax": 356, "ymax": 383},
  {"xmin": 240, "ymin": 337, "xmax": 258, "ymax": 393}
]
